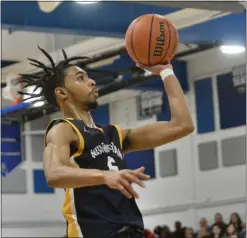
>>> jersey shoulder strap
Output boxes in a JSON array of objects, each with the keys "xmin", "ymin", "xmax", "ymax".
[
  {"xmin": 44, "ymin": 118, "xmax": 85, "ymax": 158},
  {"xmin": 111, "ymin": 124, "xmax": 123, "ymax": 150},
  {"xmin": 101, "ymin": 124, "xmax": 123, "ymax": 151}
]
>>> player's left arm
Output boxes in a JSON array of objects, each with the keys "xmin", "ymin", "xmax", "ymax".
[{"xmin": 121, "ymin": 63, "xmax": 194, "ymax": 154}]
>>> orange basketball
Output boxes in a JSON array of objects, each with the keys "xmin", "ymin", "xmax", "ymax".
[{"xmin": 125, "ymin": 14, "xmax": 179, "ymax": 66}]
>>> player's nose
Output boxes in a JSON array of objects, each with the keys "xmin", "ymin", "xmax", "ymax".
[{"xmin": 89, "ymin": 78, "xmax": 96, "ymax": 87}]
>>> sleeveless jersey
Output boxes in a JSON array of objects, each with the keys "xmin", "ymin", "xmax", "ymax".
[{"xmin": 45, "ymin": 118, "xmax": 144, "ymax": 238}]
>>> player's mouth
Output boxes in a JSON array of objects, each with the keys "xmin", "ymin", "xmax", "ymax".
[{"xmin": 92, "ymin": 89, "xmax": 99, "ymax": 98}]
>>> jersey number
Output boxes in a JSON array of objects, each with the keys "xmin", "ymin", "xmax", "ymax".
[{"xmin": 107, "ymin": 156, "xmax": 119, "ymax": 171}]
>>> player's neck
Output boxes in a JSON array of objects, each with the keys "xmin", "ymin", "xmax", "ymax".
[{"xmin": 62, "ymin": 102, "xmax": 96, "ymax": 128}]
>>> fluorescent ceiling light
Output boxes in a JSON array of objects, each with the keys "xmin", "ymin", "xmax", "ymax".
[{"xmin": 220, "ymin": 45, "xmax": 245, "ymax": 54}]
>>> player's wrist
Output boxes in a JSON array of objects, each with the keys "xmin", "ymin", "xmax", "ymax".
[
  {"xmin": 102, "ymin": 170, "xmax": 111, "ymax": 185},
  {"xmin": 159, "ymin": 68, "xmax": 175, "ymax": 81},
  {"xmin": 94, "ymin": 170, "xmax": 106, "ymax": 185}
]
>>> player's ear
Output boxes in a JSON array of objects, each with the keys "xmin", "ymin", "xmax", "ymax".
[{"xmin": 54, "ymin": 87, "xmax": 68, "ymax": 99}]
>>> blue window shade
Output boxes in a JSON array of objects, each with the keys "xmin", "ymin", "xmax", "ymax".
[
  {"xmin": 1, "ymin": 141, "xmax": 21, "ymax": 152},
  {"xmin": 195, "ymin": 78, "xmax": 215, "ymax": 134},
  {"xmin": 124, "ymin": 150, "xmax": 155, "ymax": 178},
  {"xmin": 217, "ymin": 72, "xmax": 246, "ymax": 129},
  {"xmin": 33, "ymin": 170, "xmax": 54, "ymax": 194},
  {"xmin": 1, "ymin": 120, "xmax": 20, "ymax": 139},
  {"xmin": 91, "ymin": 104, "xmax": 110, "ymax": 125},
  {"xmin": 157, "ymin": 93, "xmax": 171, "ymax": 121},
  {"xmin": 1, "ymin": 119, "xmax": 22, "ymax": 176}
]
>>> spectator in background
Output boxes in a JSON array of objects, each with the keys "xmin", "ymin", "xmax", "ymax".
[
  {"xmin": 239, "ymin": 222, "xmax": 246, "ymax": 238},
  {"xmin": 212, "ymin": 224, "xmax": 223, "ymax": 238},
  {"xmin": 241, "ymin": 222, "xmax": 246, "ymax": 232},
  {"xmin": 154, "ymin": 226, "xmax": 161, "ymax": 237},
  {"xmin": 144, "ymin": 229, "xmax": 156, "ymax": 238},
  {"xmin": 229, "ymin": 212, "xmax": 243, "ymax": 234},
  {"xmin": 211, "ymin": 213, "xmax": 227, "ymax": 237},
  {"xmin": 226, "ymin": 224, "xmax": 238, "ymax": 238},
  {"xmin": 185, "ymin": 227, "xmax": 195, "ymax": 238},
  {"xmin": 196, "ymin": 218, "xmax": 211, "ymax": 237},
  {"xmin": 160, "ymin": 225, "xmax": 172, "ymax": 238},
  {"xmin": 172, "ymin": 221, "xmax": 185, "ymax": 238},
  {"xmin": 197, "ymin": 227, "xmax": 210, "ymax": 238}
]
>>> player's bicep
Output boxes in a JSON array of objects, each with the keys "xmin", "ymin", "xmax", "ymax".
[
  {"xmin": 43, "ymin": 124, "xmax": 75, "ymax": 180},
  {"xmin": 43, "ymin": 142, "xmax": 70, "ymax": 178}
]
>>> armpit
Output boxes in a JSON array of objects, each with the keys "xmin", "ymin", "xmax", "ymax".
[{"xmin": 122, "ymin": 129, "xmax": 132, "ymax": 152}]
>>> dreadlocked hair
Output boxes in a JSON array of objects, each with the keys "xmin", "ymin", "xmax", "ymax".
[{"xmin": 18, "ymin": 46, "xmax": 89, "ymax": 106}]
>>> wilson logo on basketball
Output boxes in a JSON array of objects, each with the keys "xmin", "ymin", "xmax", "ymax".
[{"xmin": 153, "ymin": 22, "xmax": 165, "ymax": 57}]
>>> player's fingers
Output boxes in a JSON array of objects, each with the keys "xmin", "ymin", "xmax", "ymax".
[
  {"xmin": 120, "ymin": 179, "xmax": 139, "ymax": 199},
  {"xmin": 136, "ymin": 172, "xmax": 150, "ymax": 180},
  {"xmin": 136, "ymin": 63, "xmax": 145, "ymax": 69},
  {"xmin": 131, "ymin": 167, "xmax": 150, "ymax": 180},
  {"xmin": 123, "ymin": 173, "xmax": 145, "ymax": 188},
  {"xmin": 118, "ymin": 184, "xmax": 132, "ymax": 199},
  {"xmin": 134, "ymin": 166, "xmax": 145, "ymax": 173}
]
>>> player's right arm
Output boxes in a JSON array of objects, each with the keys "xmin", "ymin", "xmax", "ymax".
[{"xmin": 43, "ymin": 123, "xmax": 149, "ymax": 199}]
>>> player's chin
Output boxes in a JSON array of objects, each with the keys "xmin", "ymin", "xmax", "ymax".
[
  {"xmin": 88, "ymin": 101, "xmax": 98, "ymax": 110},
  {"xmin": 90, "ymin": 94, "xmax": 98, "ymax": 102}
]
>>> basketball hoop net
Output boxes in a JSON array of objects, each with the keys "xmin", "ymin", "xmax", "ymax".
[{"xmin": 2, "ymin": 73, "xmax": 23, "ymax": 105}]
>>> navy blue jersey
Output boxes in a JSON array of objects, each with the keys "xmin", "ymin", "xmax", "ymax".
[{"xmin": 45, "ymin": 118, "xmax": 143, "ymax": 238}]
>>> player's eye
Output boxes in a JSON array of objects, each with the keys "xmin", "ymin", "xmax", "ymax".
[
  {"xmin": 83, "ymin": 75, "xmax": 89, "ymax": 80},
  {"xmin": 77, "ymin": 75, "xmax": 84, "ymax": 81}
]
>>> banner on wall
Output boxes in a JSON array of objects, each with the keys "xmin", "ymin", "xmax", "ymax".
[
  {"xmin": 217, "ymin": 65, "xmax": 246, "ymax": 129},
  {"xmin": 138, "ymin": 90, "xmax": 164, "ymax": 120},
  {"xmin": 1, "ymin": 118, "xmax": 23, "ymax": 176},
  {"xmin": 232, "ymin": 65, "xmax": 246, "ymax": 95}
]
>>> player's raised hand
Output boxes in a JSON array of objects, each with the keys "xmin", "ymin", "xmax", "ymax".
[
  {"xmin": 136, "ymin": 63, "xmax": 172, "ymax": 75},
  {"xmin": 103, "ymin": 167, "xmax": 150, "ymax": 199}
]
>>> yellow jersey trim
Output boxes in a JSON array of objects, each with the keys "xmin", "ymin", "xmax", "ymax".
[
  {"xmin": 44, "ymin": 118, "xmax": 83, "ymax": 237},
  {"xmin": 112, "ymin": 124, "xmax": 123, "ymax": 150},
  {"xmin": 96, "ymin": 126, "xmax": 104, "ymax": 133},
  {"xmin": 44, "ymin": 118, "xmax": 58, "ymax": 147},
  {"xmin": 63, "ymin": 188, "xmax": 80, "ymax": 238},
  {"xmin": 44, "ymin": 118, "xmax": 85, "ymax": 158},
  {"xmin": 62, "ymin": 119, "xmax": 84, "ymax": 157}
]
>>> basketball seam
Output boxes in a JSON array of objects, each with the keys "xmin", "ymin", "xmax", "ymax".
[
  {"xmin": 148, "ymin": 15, "xmax": 155, "ymax": 66},
  {"xmin": 160, "ymin": 20, "xmax": 171, "ymax": 64},
  {"xmin": 170, "ymin": 24, "xmax": 178, "ymax": 61},
  {"xmin": 172, "ymin": 30, "xmax": 179, "ymax": 59},
  {"xmin": 168, "ymin": 23, "xmax": 176, "ymax": 63},
  {"xmin": 131, "ymin": 16, "xmax": 144, "ymax": 64}
]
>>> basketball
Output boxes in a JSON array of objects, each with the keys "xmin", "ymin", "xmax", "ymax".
[{"xmin": 125, "ymin": 14, "xmax": 179, "ymax": 66}]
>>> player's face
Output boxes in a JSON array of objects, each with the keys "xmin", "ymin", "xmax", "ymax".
[
  {"xmin": 64, "ymin": 66, "xmax": 98, "ymax": 109},
  {"xmin": 215, "ymin": 215, "xmax": 222, "ymax": 224},
  {"xmin": 231, "ymin": 214, "xmax": 238, "ymax": 223},
  {"xmin": 200, "ymin": 218, "xmax": 207, "ymax": 227}
]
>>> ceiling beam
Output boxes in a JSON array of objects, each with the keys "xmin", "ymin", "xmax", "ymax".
[
  {"xmin": 2, "ymin": 1, "xmax": 245, "ymax": 47},
  {"xmin": 1, "ymin": 1, "xmax": 179, "ymax": 36},
  {"xmin": 138, "ymin": 1, "xmax": 245, "ymax": 13}
]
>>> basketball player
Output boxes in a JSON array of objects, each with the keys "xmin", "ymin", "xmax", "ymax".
[{"xmin": 19, "ymin": 47, "xmax": 194, "ymax": 238}]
